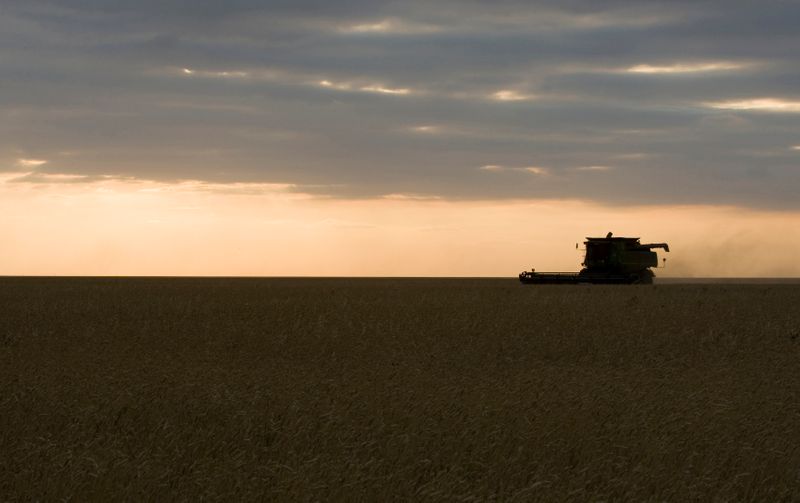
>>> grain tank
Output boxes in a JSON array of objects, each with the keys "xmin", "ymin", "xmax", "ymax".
[{"xmin": 519, "ymin": 232, "xmax": 669, "ymax": 284}]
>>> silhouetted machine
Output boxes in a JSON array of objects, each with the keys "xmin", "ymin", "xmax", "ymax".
[{"xmin": 519, "ymin": 233, "xmax": 669, "ymax": 284}]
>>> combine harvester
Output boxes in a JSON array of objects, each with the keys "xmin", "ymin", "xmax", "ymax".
[{"xmin": 519, "ymin": 232, "xmax": 669, "ymax": 285}]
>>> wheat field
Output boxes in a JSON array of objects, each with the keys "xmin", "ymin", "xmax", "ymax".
[{"xmin": 1, "ymin": 277, "xmax": 799, "ymax": 500}]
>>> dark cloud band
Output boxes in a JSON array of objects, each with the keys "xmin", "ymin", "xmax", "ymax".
[{"xmin": 2, "ymin": 0, "xmax": 799, "ymax": 208}]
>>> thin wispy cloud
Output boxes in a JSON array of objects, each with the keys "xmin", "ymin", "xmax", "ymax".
[
  {"xmin": 181, "ymin": 68, "xmax": 250, "ymax": 79},
  {"xmin": 409, "ymin": 125, "xmax": 442, "ymax": 134},
  {"xmin": 705, "ymin": 98, "xmax": 800, "ymax": 113},
  {"xmin": 9, "ymin": 172, "xmax": 92, "ymax": 184},
  {"xmin": 491, "ymin": 90, "xmax": 536, "ymax": 102},
  {"xmin": 16, "ymin": 158, "xmax": 48, "ymax": 168},
  {"xmin": 360, "ymin": 85, "xmax": 411, "ymax": 95},
  {"xmin": 338, "ymin": 18, "xmax": 442, "ymax": 35},
  {"xmin": 523, "ymin": 167, "xmax": 548, "ymax": 175},
  {"xmin": 626, "ymin": 62, "xmax": 746, "ymax": 74},
  {"xmin": 319, "ymin": 79, "xmax": 412, "ymax": 95},
  {"xmin": 478, "ymin": 165, "xmax": 549, "ymax": 176}
]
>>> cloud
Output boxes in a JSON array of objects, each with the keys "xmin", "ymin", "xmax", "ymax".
[
  {"xmin": 625, "ymin": 62, "xmax": 746, "ymax": 74},
  {"xmin": 490, "ymin": 90, "xmax": 536, "ymax": 102},
  {"xmin": 8, "ymin": 172, "xmax": 93, "ymax": 184},
  {"xmin": 704, "ymin": 98, "xmax": 800, "ymax": 113},
  {"xmin": 2, "ymin": 1, "xmax": 800, "ymax": 208},
  {"xmin": 359, "ymin": 84, "xmax": 411, "ymax": 95},
  {"xmin": 408, "ymin": 125, "xmax": 441, "ymax": 134},
  {"xmin": 478, "ymin": 165, "xmax": 549, "ymax": 175},
  {"xmin": 16, "ymin": 158, "xmax": 48, "ymax": 167},
  {"xmin": 522, "ymin": 167, "xmax": 548, "ymax": 175},
  {"xmin": 180, "ymin": 68, "xmax": 250, "ymax": 78},
  {"xmin": 318, "ymin": 79, "xmax": 412, "ymax": 95},
  {"xmin": 337, "ymin": 18, "xmax": 442, "ymax": 35}
]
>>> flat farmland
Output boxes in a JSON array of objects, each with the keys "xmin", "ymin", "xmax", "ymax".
[{"xmin": 2, "ymin": 277, "xmax": 800, "ymax": 500}]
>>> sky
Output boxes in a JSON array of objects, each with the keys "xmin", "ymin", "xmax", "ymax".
[{"xmin": 2, "ymin": 0, "xmax": 800, "ymax": 276}]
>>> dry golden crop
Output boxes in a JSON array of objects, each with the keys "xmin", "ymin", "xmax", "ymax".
[{"xmin": 2, "ymin": 277, "xmax": 799, "ymax": 500}]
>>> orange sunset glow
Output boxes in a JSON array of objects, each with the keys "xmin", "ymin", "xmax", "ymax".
[{"xmin": 3, "ymin": 175, "xmax": 800, "ymax": 277}]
